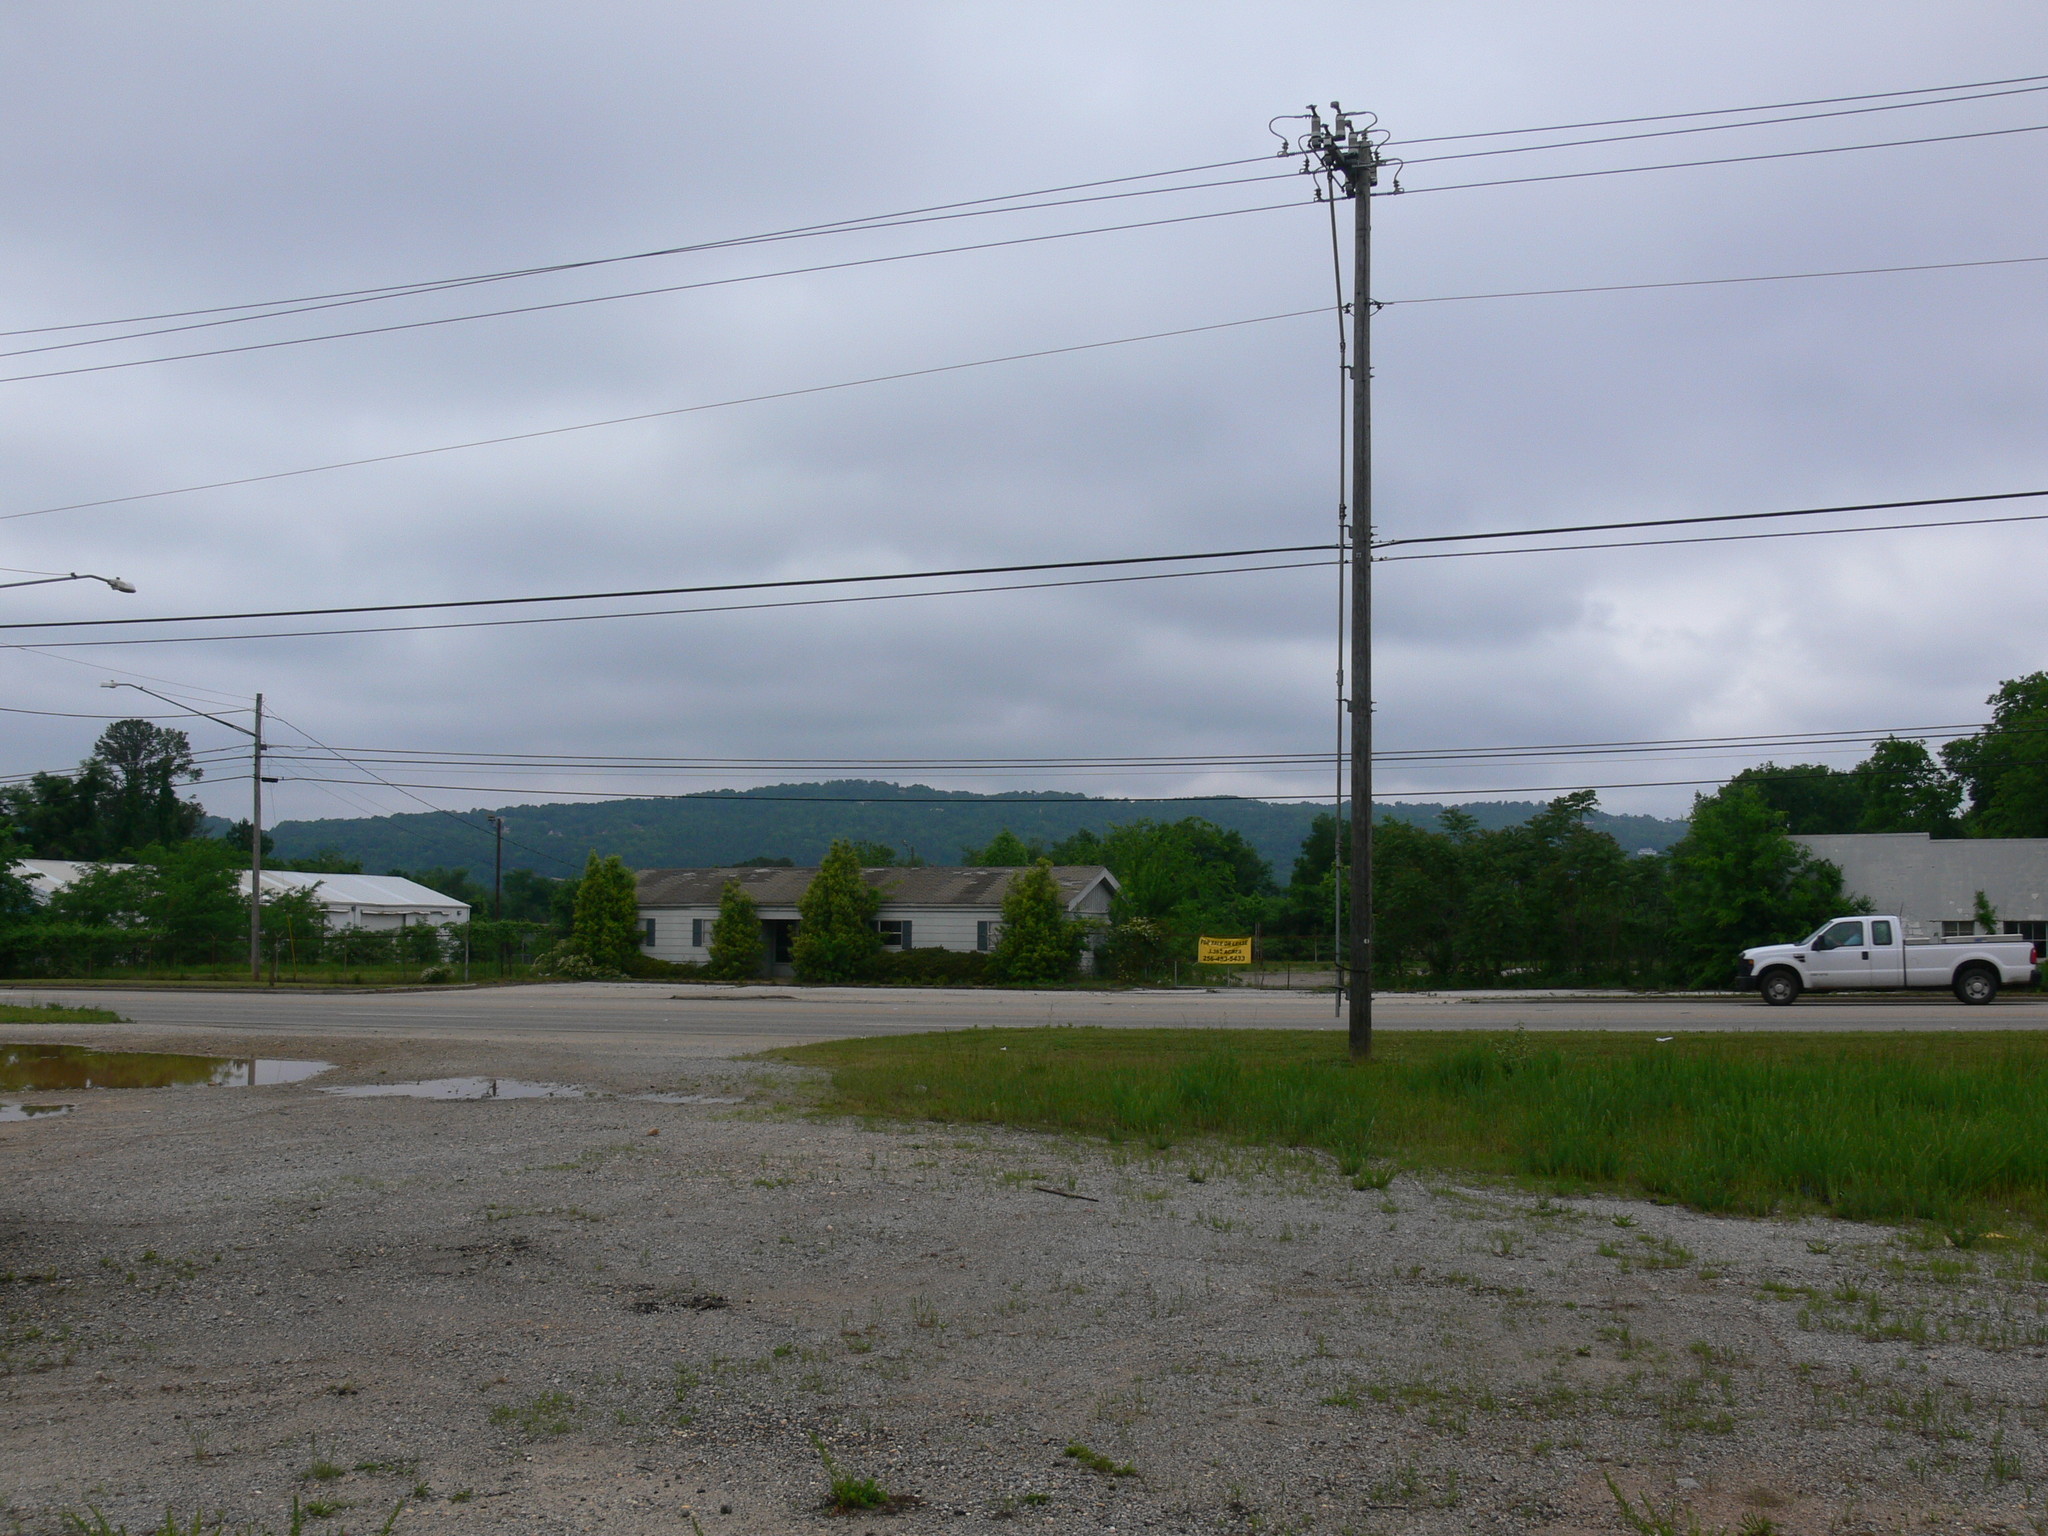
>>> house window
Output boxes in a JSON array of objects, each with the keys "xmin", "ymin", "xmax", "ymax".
[
  {"xmin": 2006, "ymin": 920, "xmax": 2048, "ymax": 945},
  {"xmin": 642, "ymin": 919, "xmax": 657, "ymax": 948},
  {"xmin": 976, "ymin": 920, "xmax": 996, "ymax": 952},
  {"xmin": 1940, "ymin": 920, "xmax": 1978, "ymax": 937},
  {"xmin": 691, "ymin": 918, "xmax": 710, "ymax": 948},
  {"xmin": 876, "ymin": 920, "xmax": 912, "ymax": 950}
]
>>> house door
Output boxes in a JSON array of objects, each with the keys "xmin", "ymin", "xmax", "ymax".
[{"xmin": 764, "ymin": 920, "xmax": 797, "ymax": 966}]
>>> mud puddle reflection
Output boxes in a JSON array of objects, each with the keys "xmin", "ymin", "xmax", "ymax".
[{"xmin": 0, "ymin": 1042, "xmax": 329, "ymax": 1092}]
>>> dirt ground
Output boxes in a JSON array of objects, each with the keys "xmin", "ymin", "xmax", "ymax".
[{"xmin": 3, "ymin": 1023, "xmax": 2046, "ymax": 1536}]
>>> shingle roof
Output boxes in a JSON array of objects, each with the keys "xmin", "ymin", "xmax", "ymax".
[{"xmin": 635, "ymin": 865, "xmax": 1115, "ymax": 911}]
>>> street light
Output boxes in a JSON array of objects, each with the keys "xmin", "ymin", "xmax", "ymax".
[
  {"xmin": 101, "ymin": 681, "xmax": 268, "ymax": 985},
  {"xmin": 0, "ymin": 571, "xmax": 135, "ymax": 593}
]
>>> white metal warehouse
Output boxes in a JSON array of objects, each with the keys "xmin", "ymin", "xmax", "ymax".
[{"xmin": 10, "ymin": 860, "xmax": 469, "ymax": 931}]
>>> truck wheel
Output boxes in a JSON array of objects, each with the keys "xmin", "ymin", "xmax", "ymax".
[
  {"xmin": 1759, "ymin": 968, "xmax": 1801, "ymax": 1006},
  {"xmin": 1953, "ymin": 965, "xmax": 2000, "ymax": 1006}
]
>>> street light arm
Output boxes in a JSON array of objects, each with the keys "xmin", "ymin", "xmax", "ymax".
[
  {"xmin": 0, "ymin": 571, "xmax": 136, "ymax": 594},
  {"xmin": 100, "ymin": 680, "xmax": 255, "ymax": 738}
]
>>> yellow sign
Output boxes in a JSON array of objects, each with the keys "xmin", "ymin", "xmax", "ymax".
[{"xmin": 1197, "ymin": 936, "xmax": 1253, "ymax": 965}]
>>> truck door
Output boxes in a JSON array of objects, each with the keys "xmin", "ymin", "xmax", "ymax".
[
  {"xmin": 1807, "ymin": 919, "xmax": 1876, "ymax": 988},
  {"xmin": 1864, "ymin": 918, "xmax": 1904, "ymax": 985}
]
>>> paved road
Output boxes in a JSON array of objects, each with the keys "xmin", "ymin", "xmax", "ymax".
[{"xmin": 5, "ymin": 980, "xmax": 2043, "ymax": 1051}]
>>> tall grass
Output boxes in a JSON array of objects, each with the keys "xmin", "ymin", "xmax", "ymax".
[{"xmin": 773, "ymin": 1028, "xmax": 2048, "ymax": 1228}]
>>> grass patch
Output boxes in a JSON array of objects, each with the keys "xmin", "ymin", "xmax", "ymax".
[
  {"xmin": 487, "ymin": 1390, "xmax": 575, "ymax": 1438},
  {"xmin": 772, "ymin": 1027, "xmax": 2048, "ymax": 1228},
  {"xmin": 0, "ymin": 1001, "xmax": 124, "ymax": 1024},
  {"xmin": 1063, "ymin": 1442, "xmax": 1137, "ymax": 1476},
  {"xmin": 810, "ymin": 1433, "xmax": 905, "ymax": 1513}
]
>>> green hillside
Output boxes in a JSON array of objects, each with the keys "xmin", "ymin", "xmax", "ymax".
[{"xmin": 265, "ymin": 781, "xmax": 1688, "ymax": 881}]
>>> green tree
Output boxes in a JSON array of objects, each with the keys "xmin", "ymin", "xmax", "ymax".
[
  {"xmin": 792, "ymin": 839, "xmax": 883, "ymax": 982},
  {"xmin": 261, "ymin": 886, "xmax": 329, "ymax": 966},
  {"xmin": 271, "ymin": 847, "xmax": 362, "ymax": 874},
  {"xmin": 1096, "ymin": 819, "xmax": 1274, "ymax": 944},
  {"xmin": 1855, "ymin": 736, "xmax": 1961, "ymax": 834},
  {"xmin": 133, "ymin": 840, "xmax": 249, "ymax": 962},
  {"xmin": 1724, "ymin": 761, "xmax": 1865, "ymax": 834},
  {"xmin": 92, "ymin": 720, "xmax": 205, "ymax": 854},
  {"xmin": 988, "ymin": 859, "xmax": 1087, "ymax": 984},
  {"xmin": 1, "ymin": 760, "xmax": 116, "ymax": 859},
  {"xmin": 846, "ymin": 839, "xmax": 927, "ymax": 867},
  {"xmin": 1942, "ymin": 671, "xmax": 2048, "ymax": 837},
  {"xmin": 961, "ymin": 829, "xmax": 1037, "ymax": 865},
  {"xmin": 45, "ymin": 862, "xmax": 152, "ymax": 930},
  {"xmin": 501, "ymin": 868, "xmax": 564, "ymax": 924},
  {"xmin": 706, "ymin": 880, "xmax": 765, "ymax": 980},
  {"xmin": 1665, "ymin": 783, "xmax": 1856, "ymax": 986},
  {"xmin": 570, "ymin": 853, "xmax": 641, "ymax": 972}
]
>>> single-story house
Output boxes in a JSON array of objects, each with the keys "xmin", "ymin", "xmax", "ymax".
[
  {"xmin": 1792, "ymin": 832, "xmax": 2047, "ymax": 944},
  {"xmin": 10, "ymin": 860, "xmax": 469, "ymax": 931},
  {"xmin": 634, "ymin": 864, "xmax": 1119, "ymax": 975}
]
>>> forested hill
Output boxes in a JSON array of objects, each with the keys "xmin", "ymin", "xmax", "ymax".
[{"xmin": 265, "ymin": 782, "xmax": 1689, "ymax": 882}]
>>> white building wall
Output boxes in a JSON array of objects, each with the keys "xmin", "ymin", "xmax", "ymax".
[
  {"xmin": 1793, "ymin": 833, "xmax": 2048, "ymax": 932},
  {"xmin": 637, "ymin": 875, "xmax": 1113, "ymax": 968},
  {"xmin": 638, "ymin": 902, "xmax": 1011, "ymax": 962}
]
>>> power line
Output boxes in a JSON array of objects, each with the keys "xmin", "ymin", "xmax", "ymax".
[
  {"xmin": 1386, "ymin": 71, "xmax": 2048, "ymax": 145},
  {"xmin": 4, "ymin": 246, "xmax": 2038, "ymax": 530},
  {"xmin": 1387, "ymin": 120, "xmax": 2048, "ymax": 197},
  {"xmin": 23, "ymin": 65, "xmax": 2037, "ymax": 339},
  {"xmin": 0, "ymin": 543, "xmax": 1335, "ymax": 633},
  {"xmin": 0, "ymin": 558, "xmax": 1335, "ymax": 650},
  {"xmin": 0, "ymin": 169, "xmax": 1305, "ymax": 364},
  {"xmin": 1372, "ymin": 488, "xmax": 2048, "ymax": 548},
  {"xmin": 0, "ymin": 154, "xmax": 1284, "ymax": 340},
  {"xmin": 251, "ymin": 720, "xmax": 1997, "ymax": 771},
  {"xmin": 1397, "ymin": 80, "xmax": 2048, "ymax": 164},
  {"xmin": 0, "ymin": 701, "xmax": 220, "ymax": 721},
  {"xmin": 264, "ymin": 709, "xmax": 581, "ymax": 876},
  {"xmin": 0, "ymin": 197, "xmax": 1313, "ymax": 388},
  {"xmin": 1379, "ymin": 251, "xmax": 2048, "ymax": 309},
  {"xmin": 269, "ymin": 776, "xmax": 1344, "ymax": 805},
  {"xmin": 13, "ymin": 488, "xmax": 2048, "ymax": 651},
  {"xmin": 0, "ymin": 307, "xmax": 1328, "ymax": 525},
  {"xmin": 1379, "ymin": 508, "xmax": 2048, "ymax": 562}
]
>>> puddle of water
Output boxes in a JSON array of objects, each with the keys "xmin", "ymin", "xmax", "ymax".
[
  {"xmin": 0, "ymin": 1102, "xmax": 73, "ymax": 1122},
  {"xmin": 633, "ymin": 1092, "xmax": 743, "ymax": 1104},
  {"xmin": 321, "ymin": 1077, "xmax": 584, "ymax": 1100},
  {"xmin": 0, "ymin": 1042, "xmax": 329, "ymax": 1092}
]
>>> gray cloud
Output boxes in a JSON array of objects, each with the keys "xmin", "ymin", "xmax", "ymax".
[{"xmin": 4, "ymin": 1, "xmax": 2046, "ymax": 832}]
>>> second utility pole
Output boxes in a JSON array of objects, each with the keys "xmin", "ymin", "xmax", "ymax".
[{"xmin": 1310, "ymin": 105, "xmax": 1382, "ymax": 1059}]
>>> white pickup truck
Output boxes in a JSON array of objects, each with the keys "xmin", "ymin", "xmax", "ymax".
[{"xmin": 1737, "ymin": 917, "xmax": 2039, "ymax": 1005}]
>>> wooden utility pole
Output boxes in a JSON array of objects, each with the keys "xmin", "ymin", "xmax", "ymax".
[
  {"xmin": 249, "ymin": 692, "xmax": 265, "ymax": 983},
  {"xmin": 1307, "ymin": 105, "xmax": 1382, "ymax": 1059}
]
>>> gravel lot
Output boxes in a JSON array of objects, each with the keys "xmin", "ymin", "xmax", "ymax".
[{"xmin": 3, "ymin": 1023, "xmax": 2045, "ymax": 1535}]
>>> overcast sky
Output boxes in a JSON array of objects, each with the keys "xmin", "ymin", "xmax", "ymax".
[{"xmin": 3, "ymin": 1, "xmax": 2046, "ymax": 829}]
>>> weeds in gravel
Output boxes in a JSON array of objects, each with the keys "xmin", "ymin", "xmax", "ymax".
[
  {"xmin": 810, "ymin": 1433, "xmax": 894, "ymax": 1512},
  {"xmin": 774, "ymin": 1027, "xmax": 2048, "ymax": 1228},
  {"xmin": 60, "ymin": 1499, "xmax": 403, "ymax": 1535},
  {"xmin": 487, "ymin": 1390, "xmax": 575, "ymax": 1437},
  {"xmin": 1063, "ymin": 1442, "xmax": 1136, "ymax": 1476}
]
